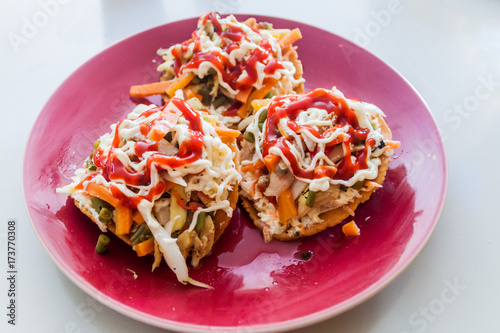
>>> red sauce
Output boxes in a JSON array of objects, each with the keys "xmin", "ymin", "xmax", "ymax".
[
  {"xmin": 85, "ymin": 97, "xmax": 205, "ymax": 207},
  {"xmin": 135, "ymin": 141, "xmax": 158, "ymax": 158},
  {"xmin": 222, "ymin": 101, "xmax": 242, "ymax": 116},
  {"xmin": 171, "ymin": 12, "xmax": 284, "ymax": 92},
  {"xmin": 234, "ymin": 39, "xmax": 283, "ymax": 90},
  {"xmin": 262, "ymin": 89, "xmax": 374, "ymax": 181},
  {"xmin": 202, "ymin": 12, "xmax": 223, "ymax": 33},
  {"xmin": 74, "ymin": 173, "xmax": 98, "ymax": 190},
  {"xmin": 221, "ymin": 22, "xmax": 251, "ymax": 42}
]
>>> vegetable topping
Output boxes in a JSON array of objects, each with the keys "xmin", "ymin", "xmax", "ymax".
[
  {"xmin": 239, "ymin": 87, "xmax": 400, "ymax": 241},
  {"xmin": 58, "ymin": 90, "xmax": 241, "ymax": 287},
  {"xmin": 131, "ymin": 12, "xmax": 304, "ymax": 128}
]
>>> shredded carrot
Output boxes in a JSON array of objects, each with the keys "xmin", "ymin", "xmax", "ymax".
[
  {"xmin": 277, "ymin": 188, "xmax": 297, "ymax": 225},
  {"xmin": 171, "ymin": 190, "xmax": 188, "ymax": 210},
  {"xmin": 115, "ymin": 205, "xmax": 133, "ymax": 235},
  {"xmin": 237, "ymin": 78, "xmax": 278, "ymax": 118},
  {"xmin": 129, "ymin": 81, "xmax": 172, "ymax": 98},
  {"xmin": 167, "ymin": 72, "xmax": 196, "ymax": 97},
  {"xmin": 185, "ymin": 88, "xmax": 203, "ymax": 101},
  {"xmin": 86, "ymin": 182, "xmax": 121, "ymax": 207},
  {"xmin": 385, "ymin": 140, "xmax": 401, "ymax": 149},
  {"xmin": 342, "ymin": 221, "xmax": 360, "ymax": 237},
  {"xmin": 263, "ymin": 154, "xmax": 281, "ymax": 171},
  {"xmin": 236, "ymin": 87, "xmax": 253, "ymax": 103},
  {"xmin": 252, "ymin": 78, "xmax": 278, "ymax": 100},
  {"xmin": 279, "ymin": 28, "xmax": 302, "ymax": 50},
  {"xmin": 132, "ymin": 210, "xmax": 145, "ymax": 225},
  {"xmin": 241, "ymin": 159, "xmax": 266, "ymax": 173},
  {"xmin": 250, "ymin": 99, "xmax": 271, "ymax": 111},
  {"xmin": 236, "ymin": 102, "xmax": 249, "ymax": 118},
  {"xmin": 134, "ymin": 238, "xmax": 155, "ymax": 257},
  {"xmin": 214, "ymin": 127, "xmax": 241, "ymax": 138}
]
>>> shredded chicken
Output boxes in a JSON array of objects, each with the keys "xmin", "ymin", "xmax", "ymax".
[
  {"xmin": 192, "ymin": 216, "xmax": 215, "ymax": 267},
  {"xmin": 177, "ymin": 230, "xmax": 195, "ymax": 260},
  {"xmin": 264, "ymin": 169, "xmax": 294, "ymax": 197},
  {"xmin": 153, "ymin": 198, "xmax": 170, "ymax": 226}
]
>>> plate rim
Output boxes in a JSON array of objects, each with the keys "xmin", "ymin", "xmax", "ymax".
[{"xmin": 23, "ymin": 13, "xmax": 448, "ymax": 333}]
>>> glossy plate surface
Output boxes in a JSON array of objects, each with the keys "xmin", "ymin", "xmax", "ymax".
[{"xmin": 24, "ymin": 15, "xmax": 447, "ymax": 332}]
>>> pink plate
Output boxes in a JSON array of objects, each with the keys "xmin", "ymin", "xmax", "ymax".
[{"xmin": 24, "ymin": 15, "xmax": 447, "ymax": 332}]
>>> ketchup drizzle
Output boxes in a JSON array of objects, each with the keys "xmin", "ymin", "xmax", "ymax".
[
  {"xmin": 262, "ymin": 89, "xmax": 374, "ymax": 181},
  {"xmin": 85, "ymin": 97, "xmax": 205, "ymax": 208},
  {"xmin": 171, "ymin": 12, "xmax": 284, "ymax": 91}
]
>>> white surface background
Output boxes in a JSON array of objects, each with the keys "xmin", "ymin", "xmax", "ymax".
[{"xmin": 1, "ymin": 0, "xmax": 499, "ymax": 332}]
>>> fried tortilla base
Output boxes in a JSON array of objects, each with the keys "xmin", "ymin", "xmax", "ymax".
[
  {"xmin": 73, "ymin": 136, "xmax": 240, "ymax": 254},
  {"xmin": 241, "ymin": 116, "xmax": 393, "ymax": 241}
]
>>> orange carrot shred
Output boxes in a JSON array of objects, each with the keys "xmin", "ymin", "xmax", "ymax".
[
  {"xmin": 277, "ymin": 188, "xmax": 297, "ymax": 225},
  {"xmin": 279, "ymin": 28, "xmax": 302, "ymax": 50},
  {"xmin": 385, "ymin": 140, "xmax": 401, "ymax": 149},
  {"xmin": 86, "ymin": 182, "xmax": 121, "ymax": 207},
  {"xmin": 342, "ymin": 221, "xmax": 360, "ymax": 237},
  {"xmin": 115, "ymin": 205, "xmax": 133, "ymax": 235},
  {"xmin": 132, "ymin": 210, "xmax": 145, "ymax": 225},
  {"xmin": 167, "ymin": 72, "xmax": 196, "ymax": 97},
  {"xmin": 214, "ymin": 127, "xmax": 241, "ymax": 138},
  {"xmin": 236, "ymin": 87, "xmax": 253, "ymax": 103},
  {"xmin": 129, "ymin": 81, "xmax": 172, "ymax": 98},
  {"xmin": 134, "ymin": 238, "xmax": 155, "ymax": 257}
]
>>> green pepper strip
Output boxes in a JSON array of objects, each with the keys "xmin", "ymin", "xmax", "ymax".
[
  {"xmin": 306, "ymin": 191, "xmax": 317, "ymax": 208},
  {"xmin": 258, "ymin": 109, "xmax": 268, "ymax": 123},
  {"xmin": 243, "ymin": 131, "xmax": 255, "ymax": 143},
  {"xmin": 195, "ymin": 211, "xmax": 206, "ymax": 234},
  {"xmin": 130, "ymin": 223, "xmax": 151, "ymax": 245},
  {"xmin": 99, "ymin": 208, "xmax": 112, "ymax": 223},
  {"xmin": 95, "ymin": 234, "xmax": 110, "ymax": 254},
  {"xmin": 212, "ymin": 95, "xmax": 227, "ymax": 109}
]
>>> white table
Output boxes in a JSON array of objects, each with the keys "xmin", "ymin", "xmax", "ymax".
[{"xmin": 1, "ymin": 0, "xmax": 499, "ymax": 332}]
